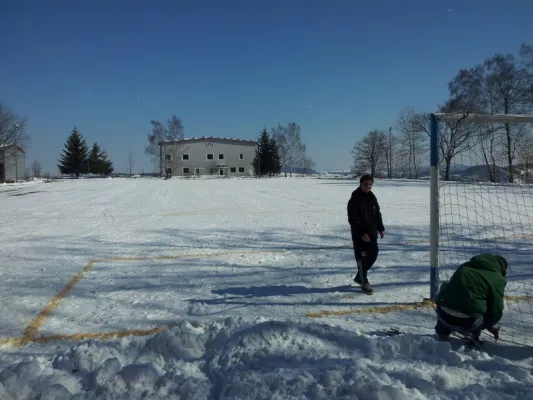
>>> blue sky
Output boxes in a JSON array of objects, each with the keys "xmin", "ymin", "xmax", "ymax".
[{"xmin": 2, "ymin": 0, "xmax": 533, "ymax": 174}]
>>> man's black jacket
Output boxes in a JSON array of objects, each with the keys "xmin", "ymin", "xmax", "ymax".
[{"xmin": 347, "ymin": 187, "xmax": 385, "ymax": 239}]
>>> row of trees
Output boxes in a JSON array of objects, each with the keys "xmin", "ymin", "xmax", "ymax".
[
  {"xmin": 1, "ymin": 102, "xmax": 117, "ymax": 179},
  {"xmin": 58, "ymin": 127, "xmax": 114, "ymax": 178},
  {"xmin": 253, "ymin": 122, "xmax": 315, "ymax": 177},
  {"xmin": 353, "ymin": 43, "xmax": 533, "ymax": 183}
]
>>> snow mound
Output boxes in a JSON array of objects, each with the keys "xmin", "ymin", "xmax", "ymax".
[{"xmin": 1, "ymin": 318, "xmax": 532, "ymax": 399}]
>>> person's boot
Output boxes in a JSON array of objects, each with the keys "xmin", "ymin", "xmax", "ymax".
[
  {"xmin": 354, "ymin": 259, "xmax": 364, "ymax": 285},
  {"xmin": 361, "ymin": 282, "xmax": 373, "ymax": 294}
]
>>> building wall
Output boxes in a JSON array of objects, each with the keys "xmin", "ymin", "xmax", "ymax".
[
  {"xmin": 0, "ymin": 147, "xmax": 25, "ymax": 182},
  {"xmin": 163, "ymin": 138, "xmax": 257, "ymax": 176}
]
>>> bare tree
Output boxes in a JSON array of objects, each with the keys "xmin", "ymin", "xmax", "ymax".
[
  {"xmin": 284, "ymin": 122, "xmax": 304, "ymax": 177},
  {"xmin": 0, "ymin": 102, "xmax": 31, "ymax": 182},
  {"xmin": 127, "ymin": 148, "xmax": 134, "ymax": 177},
  {"xmin": 301, "ymin": 155, "xmax": 315, "ymax": 175},
  {"xmin": 167, "ymin": 116, "xmax": 184, "ymax": 140},
  {"xmin": 448, "ymin": 50, "xmax": 533, "ymax": 183},
  {"xmin": 518, "ymin": 128, "xmax": 533, "ymax": 182},
  {"xmin": 395, "ymin": 107, "xmax": 428, "ymax": 179},
  {"xmin": 467, "ymin": 122, "xmax": 507, "ymax": 182},
  {"xmin": 162, "ymin": 116, "xmax": 185, "ymax": 175},
  {"xmin": 31, "ymin": 160, "xmax": 42, "ymax": 178},
  {"xmin": 379, "ymin": 127, "xmax": 398, "ymax": 178},
  {"xmin": 145, "ymin": 120, "xmax": 167, "ymax": 177},
  {"xmin": 0, "ymin": 102, "xmax": 30, "ymax": 149},
  {"xmin": 513, "ymin": 125, "xmax": 533, "ymax": 182},
  {"xmin": 144, "ymin": 115, "xmax": 185, "ymax": 177},
  {"xmin": 271, "ymin": 122, "xmax": 306, "ymax": 176},
  {"xmin": 520, "ymin": 43, "xmax": 533, "ymax": 102},
  {"xmin": 352, "ymin": 130, "xmax": 384, "ymax": 177},
  {"xmin": 430, "ymin": 100, "xmax": 475, "ymax": 180},
  {"xmin": 296, "ymin": 143, "xmax": 315, "ymax": 174},
  {"xmin": 520, "ymin": 43, "xmax": 533, "ymax": 68}
]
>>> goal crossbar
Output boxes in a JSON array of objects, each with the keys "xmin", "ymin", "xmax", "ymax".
[{"xmin": 433, "ymin": 112, "xmax": 533, "ymax": 123}]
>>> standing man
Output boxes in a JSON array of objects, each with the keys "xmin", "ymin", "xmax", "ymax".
[{"xmin": 347, "ymin": 174, "xmax": 385, "ymax": 294}]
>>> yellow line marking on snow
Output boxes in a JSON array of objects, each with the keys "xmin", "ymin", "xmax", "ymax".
[
  {"xmin": 0, "ymin": 327, "xmax": 166, "ymax": 348},
  {"xmin": 0, "ymin": 337, "xmax": 25, "ymax": 347},
  {"xmin": 505, "ymin": 294, "xmax": 533, "ymax": 301},
  {"xmin": 306, "ymin": 298, "xmax": 436, "ymax": 318},
  {"xmin": 30, "ymin": 326, "xmax": 166, "ymax": 344},
  {"xmin": 23, "ymin": 260, "xmax": 97, "ymax": 340},
  {"xmin": 17, "ymin": 244, "xmax": 531, "ymax": 347},
  {"xmin": 307, "ymin": 294, "xmax": 533, "ymax": 319},
  {"xmin": 92, "ymin": 249, "xmax": 266, "ymax": 263},
  {"xmin": 405, "ymin": 240, "xmax": 428, "ymax": 245},
  {"xmin": 20, "ymin": 249, "xmax": 274, "ymax": 345}
]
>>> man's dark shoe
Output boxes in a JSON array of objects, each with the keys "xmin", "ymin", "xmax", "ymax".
[{"xmin": 361, "ymin": 283, "xmax": 373, "ymax": 294}]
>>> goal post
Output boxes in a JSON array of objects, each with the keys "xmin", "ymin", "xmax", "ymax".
[{"xmin": 429, "ymin": 111, "xmax": 533, "ymax": 347}]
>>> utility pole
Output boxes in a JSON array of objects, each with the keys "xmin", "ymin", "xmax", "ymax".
[
  {"xmin": 159, "ymin": 142, "xmax": 163, "ymax": 177},
  {"xmin": 388, "ymin": 126, "xmax": 393, "ymax": 179},
  {"xmin": 14, "ymin": 124, "xmax": 19, "ymax": 182}
]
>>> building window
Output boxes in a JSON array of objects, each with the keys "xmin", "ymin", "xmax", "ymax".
[
  {"xmin": 230, "ymin": 167, "xmax": 236, "ymax": 173},
  {"xmin": 182, "ymin": 154, "xmax": 189, "ymax": 161},
  {"xmin": 183, "ymin": 167, "xmax": 190, "ymax": 174},
  {"xmin": 238, "ymin": 167, "xmax": 245, "ymax": 173},
  {"xmin": 165, "ymin": 154, "xmax": 171, "ymax": 161},
  {"xmin": 207, "ymin": 153, "xmax": 214, "ymax": 160},
  {"xmin": 240, "ymin": 154, "xmax": 244, "ymax": 160},
  {"xmin": 218, "ymin": 154, "xmax": 224, "ymax": 160}
]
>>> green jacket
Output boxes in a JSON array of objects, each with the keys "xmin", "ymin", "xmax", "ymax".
[{"xmin": 436, "ymin": 254, "xmax": 507, "ymax": 328}]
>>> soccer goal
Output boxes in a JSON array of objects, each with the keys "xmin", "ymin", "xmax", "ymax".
[{"xmin": 429, "ymin": 112, "xmax": 533, "ymax": 347}]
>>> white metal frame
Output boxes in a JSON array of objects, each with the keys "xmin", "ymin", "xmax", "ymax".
[{"xmin": 429, "ymin": 112, "xmax": 533, "ymax": 300}]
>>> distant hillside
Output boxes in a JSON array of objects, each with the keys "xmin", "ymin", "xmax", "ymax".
[
  {"xmin": 374, "ymin": 163, "xmax": 531, "ymax": 182},
  {"xmin": 281, "ymin": 166, "xmax": 319, "ymax": 175},
  {"xmin": 417, "ymin": 164, "xmax": 470, "ymax": 176},
  {"xmin": 456, "ymin": 165, "xmax": 509, "ymax": 181}
]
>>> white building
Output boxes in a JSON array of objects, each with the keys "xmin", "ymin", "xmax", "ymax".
[
  {"xmin": 162, "ymin": 137, "xmax": 258, "ymax": 177},
  {"xmin": 0, "ymin": 144, "xmax": 25, "ymax": 182}
]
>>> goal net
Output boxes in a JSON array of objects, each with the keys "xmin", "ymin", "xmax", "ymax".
[{"xmin": 430, "ymin": 112, "xmax": 533, "ymax": 347}]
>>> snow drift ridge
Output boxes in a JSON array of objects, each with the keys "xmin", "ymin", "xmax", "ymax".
[{"xmin": 0, "ymin": 317, "xmax": 532, "ymax": 399}]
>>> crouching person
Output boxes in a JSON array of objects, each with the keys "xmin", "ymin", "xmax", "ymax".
[{"xmin": 435, "ymin": 254, "xmax": 508, "ymax": 342}]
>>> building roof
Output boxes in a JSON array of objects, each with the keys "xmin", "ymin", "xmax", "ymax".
[
  {"xmin": 163, "ymin": 136, "xmax": 257, "ymax": 146},
  {"xmin": 0, "ymin": 143, "xmax": 25, "ymax": 154}
]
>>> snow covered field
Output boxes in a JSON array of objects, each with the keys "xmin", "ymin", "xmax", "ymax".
[{"xmin": 0, "ymin": 177, "xmax": 532, "ymax": 399}]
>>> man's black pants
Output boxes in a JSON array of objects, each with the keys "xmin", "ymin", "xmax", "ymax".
[
  {"xmin": 435, "ymin": 305, "xmax": 485, "ymax": 338},
  {"xmin": 351, "ymin": 229, "xmax": 379, "ymax": 284}
]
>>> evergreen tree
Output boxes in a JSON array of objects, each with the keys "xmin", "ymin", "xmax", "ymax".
[
  {"xmin": 57, "ymin": 127, "xmax": 88, "ymax": 178},
  {"xmin": 88, "ymin": 142, "xmax": 103, "ymax": 175},
  {"xmin": 99, "ymin": 150, "xmax": 114, "ymax": 176},
  {"xmin": 269, "ymin": 137, "xmax": 282, "ymax": 175},
  {"xmin": 253, "ymin": 128, "xmax": 281, "ymax": 176},
  {"xmin": 253, "ymin": 129, "xmax": 270, "ymax": 176},
  {"xmin": 88, "ymin": 142, "xmax": 114, "ymax": 176}
]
